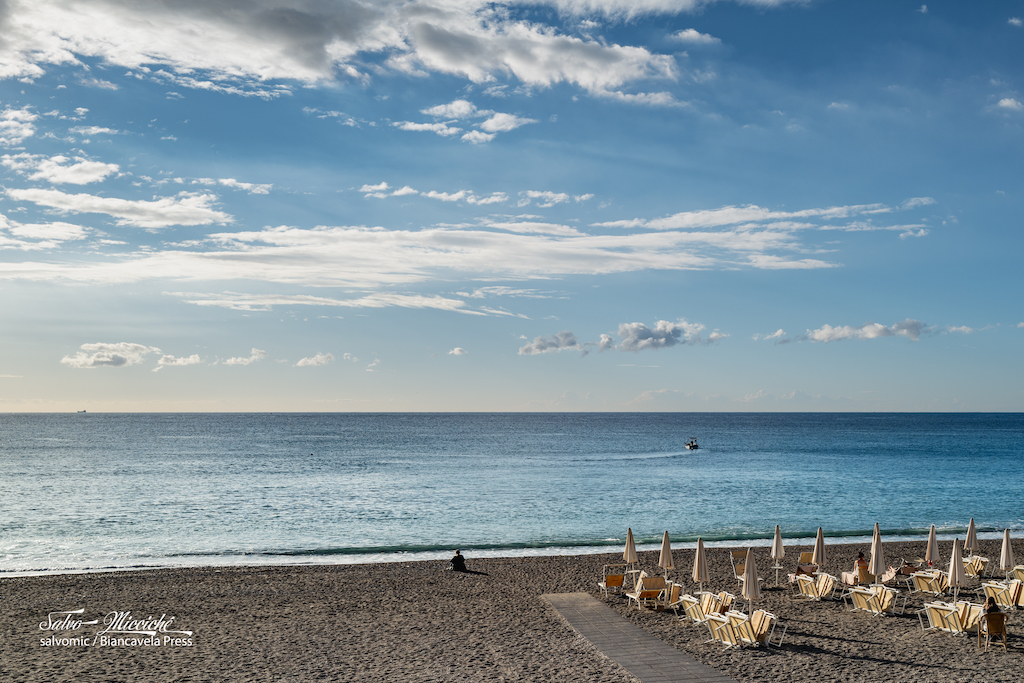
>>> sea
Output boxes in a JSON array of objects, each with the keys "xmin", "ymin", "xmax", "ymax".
[{"xmin": 1, "ymin": 413, "xmax": 1021, "ymax": 576}]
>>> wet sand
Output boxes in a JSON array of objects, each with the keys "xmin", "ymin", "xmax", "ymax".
[{"xmin": 1, "ymin": 539, "xmax": 1019, "ymax": 681}]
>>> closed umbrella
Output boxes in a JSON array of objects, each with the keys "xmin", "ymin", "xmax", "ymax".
[
  {"xmin": 658, "ymin": 531, "xmax": 675, "ymax": 579},
  {"xmin": 964, "ymin": 518, "xmax": 979, "ymax": 556},
  {"xmin": 692, "ymin": 538, "xmax": 709, "ymax": 593},
  {"xmin": 1000, "ymin": 529, "xmax": 1015, "ymax": 577},
  {"xmin": 947, "ymin": 539, "xmax": 967, "ymax": 603},
  {"xmin": 925, "ymin": 525, "xmax": 939, "ymax": 567},
  {"xmin": 770, "ymin": 525, "xmax": 785, "ymax": 586},
  {"xmin": 623, "ymin": 528, "xmax": 638, "ymax": 566},
  {"xmin": 868, "ymin": 523, "xmax": 885, "ymax": 583},
  {"xmin": 741, "ymin": 547, "xmax": 761, "ymax": 611},
  {"xmin": 811, "ymin": 527, "xmax": 826, "ymax": 568}
]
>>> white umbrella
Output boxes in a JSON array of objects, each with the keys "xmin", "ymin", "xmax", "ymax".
[
  {"xmin": 1000, "ymin": 529, "xmax": 1015, "ymax": 576},
  {"xmin": 623, "ymin": 528, "xmax": 638, "ymax": 565},
  {"xmin": 811, "ymin": 527, "xmax": 826, "ymax": 568},
  {"xmin": 964, "ymin": 518, "xmax": 979, "ymax": 556},
  {"xmin": 741, "ymin": 547, "xmax": 761, "ymax": 611},
  {"xmin": 770, "ymin": 525, "xmax": 785, "ymax": 586},
  {"xmin": 658, "ymin": 531, "xmax": 675, "ymax": 579},
  {"xmin": 947, "ymin": 538, "xmax": 967, "ymax": 603},
  {"xmin": 925, "ymin": 525, "xmax": 939, "ymax": 567},
  {"xmin": 692, "ymin": 538, "xmax": 709, "ymax": 593},
  {"xmin": 868, "ymin": 522, "xmax": 885, "ymax": 582}
]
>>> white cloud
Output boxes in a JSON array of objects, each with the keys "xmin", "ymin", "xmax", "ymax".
[
  {"xmin": 595, "ymin": 202, "xmax": 894, "ymax": 231},
  {"xmin": 478, "ymin": 112, "xmax": 538, "ymax": 133},
  {"xmin": 900, "ymin": 197, "xmax": 936, "ymax": 209},
  {"xmin": 1, "ymin": 153, "xmax": 118, "ymax": 184},
  {"xmin": 0, "ymin": 212, "xmax": 88, "ymax": 249},
  {"xmin": 670, "ymin": 28, "xmax": 721, "ymax": 45},
  {"xmin": 461, "ymin": 130, "xmax": 495, "ymax": 144},
  {"xmin": 168, "ymin": 291, "xmax": 482, "ymax": 315},
  {"xmin": 0, "ymin": 106, "xmax": 38, "ymax": 145},
  {"xmin": 518, "ymin": 330, "xmax": 584, "ymax": 355},
  {"xmin": 296, "ymin": 352, "xmax": 334, "ymax": 367},
  {"xmin": 615, "ymin": 318, "xmax": 717, "ymax": 351},
  {"xmin": 61, "ymin": 342, "xmax": 159, "ymax": 368},
  {"xmin": 218, "ymin": 178, "xmax": 272, "ymax": 194},
  {"xmin": 1010, "ymin": 17, "xmax": 1023, "ymax": 27},
  {"xmin": 155, "ymin": 353, "xmax": 202, "ymax": 371},
  {"xmin": 68, "ymin": 125, "xmax": 119, "ymax": 136},
  {"xmin": 803, "ymin": 319, "xmax": 929, "ymax": 343},
  {"xmin": 448, "ymin": 347, "xmax": 468, "ymax": 355},
  {"xmin": 223, "ymin": 348, "xmax": 267, "ymax": 366},
  {"xmin": 752, "ymin": 329, "xmax": 786, "ymax": 342},
  {"xmin": 945, "ymin": 326, "xmax": 974, "ymax": 334},
  {"xmin": 392, "ymin": 121, "xmax": 462, "ymax": 136},
  {"xmin": 996, "ymin": 98, "xmax": 1023, "ymax": 112},
  {"xmin": 5, "ymin": 188, "xmax": 231, "ymax": 228},
  {"xmin": 918, "ymin": 5, "xmax": 928, "ymax": 13},
  {"xmin": 422, "ymin": 99, "xmax": 479, "ymax": 119}
]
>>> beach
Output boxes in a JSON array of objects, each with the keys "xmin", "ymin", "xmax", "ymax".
[{"xmin": 2, "ymin": 538, "xmax": 1019, "ymax": 682}]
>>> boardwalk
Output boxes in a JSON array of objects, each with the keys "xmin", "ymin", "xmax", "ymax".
[{"xmin": 542, "ymin": 593, "xmax": 737, "ymax": 683}]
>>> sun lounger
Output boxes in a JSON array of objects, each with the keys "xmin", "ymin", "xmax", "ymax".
[
  {"xmin": 725, "ymin": 609, "xmax": 786, "ymax": 648},
  {"xmin": 716, "ymin": 591, "xmax": 737, "ymax": 613},
  {"xmin": 964, "ymin": 555, "xmax": 989, "ymax": 578},
  {"xmin": 597, "ymin": 564, "xmax": 628, "ymax": 597},
  {"xmin": 698, "ymin": 591, "xmax": 723, "ymax": 616},
  {"xmin": 843, "ymin": 564, "xmax": 876, "ymax": 586},
  {"xmin": 1011, "ymin": 566, "xmax": 1024, "ymax": 582},
  {"xmin": 917, "ymin": 601, "xmax": 983, "ymax": 634},
  {"xmin": 665, "ymin": 583, "xmax": 684, "ymax": 615},
  {"xmin": 910, "ymin": 571, "xmax": 948, "ymax": 596},
  {"xmin": 796, "ymin": 572, "xmax": 838, "ymax": 601},
  {"xmin": 978, "ymin": 612, "xmax": 1008, "ymax": 651},
  {"xmin": 679, "ymin": 594, "xmax": 715, "ymax": 627},
  {"xmin": 982, "ymin": 580, "xmax": 1023, "ymax": 611},
  {"xmin": 705, "ymin": 613, "xmax": 740, "ymax": 649},
  {"xmin": 848, "ymin": 585, "xmax": 906, "ymax": 616},
  {"xmin": 625, "ymin": 573, "xmax": 667, "ymax": 610}
]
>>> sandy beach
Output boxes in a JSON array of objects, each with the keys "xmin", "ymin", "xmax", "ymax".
[{"xmin": 2, "ymin": 539, "xmax": 1019, "ymax": 682}]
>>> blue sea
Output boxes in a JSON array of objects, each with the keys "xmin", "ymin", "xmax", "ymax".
[{"xmin": 1, "ymin": 413, "xmax": 1021, "ymax": 576}]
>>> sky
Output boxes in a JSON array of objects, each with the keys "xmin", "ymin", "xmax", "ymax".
[{"xmin": 0, "ymin": 0, "xmax": 1022, "ymax": 412}]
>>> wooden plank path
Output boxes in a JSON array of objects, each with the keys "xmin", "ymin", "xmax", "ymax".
[{"xmin": 542, "ymin": 593, "xmax": 737, "ymax": 683}]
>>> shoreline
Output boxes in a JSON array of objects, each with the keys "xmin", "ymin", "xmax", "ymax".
[{"xmin": 3, "ymin": 538, "xmax": 1020, "ymax": 681}]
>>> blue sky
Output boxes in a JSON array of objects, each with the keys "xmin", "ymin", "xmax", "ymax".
[{"xmin": 0, "ymin": 0, "xmax": 1022, "ymax": 411}]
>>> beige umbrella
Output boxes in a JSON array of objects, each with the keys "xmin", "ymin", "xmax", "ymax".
[
  {"xmin": 658, "ymin": 531, "xmax": 675, "ymax": 579},
  {"xmin": 1000, "ymin": 529, "xmax": 1015, "ymax": 576},
  {"xmin": 770, "ymin": 525, "xmax": 785, "ymax": 586},
  {"xmin": 868, "ymin": 523, "xmax": 885, "ymax": 582},
  {"xmin": 925, "ymin": 525, "xmax": 939, "ymax": 567},
  {"xmin": 811, "ymin": 527, "xmax": 826, "ymax": 568},
  {"xmin": 964, "ymin": 518, "xmax": 979, "ymax": 556},
  {"xmin": 741, "ymin": 547, "xmax": 761, "ymax": 611},
  {"xmin": 692, "ymin": 538, "xmax": 709, "ymax": 593},
  {"xmin": 623, "ymin": 528, "xmax": 639, "ymax": 566},
  {"xmin": 947, "ymin": 538, "xmax": 967, "ymax": 602}
]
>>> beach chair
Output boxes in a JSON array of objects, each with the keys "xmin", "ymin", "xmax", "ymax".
[
  {"xmin": 910, "ymin": 571, "xmax": 948, "ymax": 596},
  {"xmin": 918, "ymin": 601, "xmax": 983, "ymax": 635},
  {"xmin": 847, "ymin": 587, "xmax": 876, "ymax": 614},
  {"xmin": 705, "ymin": 613, "xmax": 740, "ymax": 649},
  {"xmin": 1011, "ymin": 566, "xmax": 1024, "ymax": 582},
  {"xmin": 698, "ymin": 591, "xmax": 723, "ymax": 616},
  {"xmin": 679, "ymin": 594, "xmax": 711, "ymax": 627},
  {"xmin": 978, "ymin": 612, "xmax": 1008, "ymax": 651},
  {"xmin": 730, "ymin": 549, "xmax": 748, "ymax": 583},
  {"xmin": 597, "ymin": 564, "xmax": 627, "ymax": 597},
  {"xmin": 625, "ymin": 574, "xmax": 667, "ymax": 610},
  {"xmin": 964, "ymin": 556, "xmax": 989, "ymax": 578},
  {"xmin": 726, "ymin": 609, "xmax": 786, "ymax": 648},
  {"xmin": 717, "ymin": 591, "xmax": 737, "ymax": 613},
  {"xmin": 850, "ymin": 585, "xmax": 905, "ymax": 616},
  {"xmin": 799, "ymin": 572, "xmax": 838, "ymax": 601},
  {"xmin": 665, "ymin": 583, "xmax": 684, "ymax": 615},
  {"xmin": 982, "ymin": 580, "xmax": 1022, "ymax": 611},
  {"xmin": 843, "ymin": 564, "xmax": 876, "ymax": 587}
]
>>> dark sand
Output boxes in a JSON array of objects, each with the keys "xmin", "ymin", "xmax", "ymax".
[{"xmin": 2, "ymin": 539, "xmax": 1019, "ymax": 682}]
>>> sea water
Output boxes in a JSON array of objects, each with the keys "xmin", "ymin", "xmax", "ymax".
[{"xmin": 1, "ymin": 413, "xmax": 1021, "ymax": 575}]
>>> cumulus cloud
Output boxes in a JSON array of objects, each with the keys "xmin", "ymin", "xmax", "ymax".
[
  {"xmin": 1010, "ymin": 17, "xmax": 1023, "ymax": 27},
  {"xmin": 518, "ymin": 190, "xmax": 593, "ymax": 207},
  {"xmin": 448, "ymin": 347, "xmax": 467, "ymax": 355},
  {"xmin": 296, "ymin": 352, "xmax": 334, "ymax": 366},
  {"xmin": 223, "ymin": 348, "xmax": 267, "ymax": 365},
  {"xmin": 518, "ymin": 330, "xmax": 584, "ymax": 355},
  {"xmin": 60, "ymin": 342, "xmax": 159, "ymax": 368},
  {"xmin": 0, "ymin": 106, "xmax": 38, "ymax": 145},
  {"xmin": 359, "ymin": 181, "xmax": 507, "ymax": 205},
  {"xmin": 154, "ymin": 353, "xmax": 202, "ymax": 371},
  {"xmin": 0, "ymin": 212, "xmax": 88, "ymax": 249},
  {"xmin": 400, "ymin": 98, "xmax": 538, "ymax": 142},
  {"xmin": 5, "ymin": 188, "xmax": 231, "ymax": 228},
  {"xmin": 614, "ymin": 318, "xmax": 721, "ymax": 351},
  {"xmin": 1, "ymin": 153, "xmax": 118, "ymax": 184},
  {"xmin": 996, "ymin": 98, "xmax": 1023, "ymax": 112},
  {"xmin": 671, "ymin": 28, "xmax": 721, "ymax": 45},
  {"xmin": 803, "ymin": 319, "xmax": 929, "ymax": 343}
]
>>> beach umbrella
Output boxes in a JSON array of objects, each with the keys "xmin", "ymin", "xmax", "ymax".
[
  {"xmin": 770, "ymin": 525, "xmax": 785, "ymax": 586},
  {"xmin": 658, "ymin": 531, "xmax": 675, "ymax": 579},
  {"xmin": 811, "ymin": 527, "xmax": 826, "ymax": 568},
  {"xmin": 947, "ymin": 539, "xmax": 967, "ymax": 602},
  {"xmin": 741, "ymin": 547, "xmax": 761, "ymax": 611},
  {"xmin": 623, "ymin": 528, "xmax": 638, "ymax": 566},
  {"xmin": 964, "ymin": 518, "xmax": 979, "ymax": 556},
  {"xmin": 692, "ymin": 538, "xmax": 709, "ymax": 593},
  {"xmin": 925, "ymin": 525, "xmax": 939, "ymax": 567},
  {"xmin": 868, "ymin": 523, "xmax": 885, "ymax": 583},
  {"xmin": 999, "ymin": 529, "xmax": 1015, "ymax": 576}
]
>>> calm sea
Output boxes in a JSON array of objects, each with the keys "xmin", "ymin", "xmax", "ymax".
[{"xmin": 1, "ymin": 413, "xmax": 1021, "ymax": 575}]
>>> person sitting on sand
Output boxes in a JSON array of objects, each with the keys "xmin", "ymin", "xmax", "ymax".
[
  {"xmin": 449, "ymin": 549, "xmax": 467, "ymax": 572},
  {"xmin": 985, "ymin": 596, "xmax": 1001, "ymax": 614}
]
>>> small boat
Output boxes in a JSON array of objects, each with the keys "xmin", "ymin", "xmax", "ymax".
[
  {"xmin": 77, "ymin": 410, "xmax": 86, "ymax": 413},
  {"xmin": 685, "ymin": 438, "xmax": 698, "ymax": 450}
]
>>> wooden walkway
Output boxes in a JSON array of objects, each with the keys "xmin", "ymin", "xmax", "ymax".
[{"xmin": 542, "ymin": 593, "xmax": 737, "ymax": 683}]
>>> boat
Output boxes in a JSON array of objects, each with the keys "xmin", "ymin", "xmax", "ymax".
[{"xmin": 685, "ymin": 438, "xmax": 698, "ymax": 450}]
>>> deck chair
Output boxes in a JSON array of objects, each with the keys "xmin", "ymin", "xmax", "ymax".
[
  {"xmin": 982, "ymin": 580, "xmax": 1023, "ymax": 611},
  {"xmin": 717, "ymin": 591, "xmax": 737, "ymax": 613},
  {"xmin": 849, "ymin": 586, "xmax": 904, "ymax": 616},
  {"xmin": 598, "ymin": 564, "xmax": 628, "ymax": 597},
  {"xmin": 911, "ymin": 571, "xmax": 948, "ymax": 596},
  {"xmin": 965, "ymin": 556, "xmax": 989, "ymax": 578},
  {"xmin": 978, "ymin": 612, "xmax": 1008, "ymax": 651},
  {"xmin": 730, "ymin": 549, "xmax": 748, "ymax": 583},
  {"xmin": 796, "ymin": 551, "xmax": 818, "ymax": 574},
  {"xmin": 727, "ymin": 609, "xmax": 786, "ymax": 648},
  {"xmin": 920, "ymin": 601, "xmax": 983, "ymax": 634},
  {"xmin": 625, "ymin": 573, "xmax": 667, "ymax": 610},
  {"xmin": 872, "ymin": 585, "xmax": 907, "ymax": 615},
  {"xmin": 705, "ymin": 613, "xmax": 740, "ymax": 649},
  {"xmin": 847, "ymin": 587, "xmax": 876, "ymax": 614},
  {"xmin": 698, "ymin": 591, "xmax": 722, "ymax": 616},
  {"xmin": 665, "ymin": 583, "xmax": 684, "ymax": 615},
  {"xmin": 843, "ymin": 564, "xmax": 876, "ymax": 587},
  {"xmin": 679, "ymin": 594, "xmax": 711, "ymax": 627},
  {"xmin": 1011, "ymin": 566, "xmax": 1024, "ymax": 582}
]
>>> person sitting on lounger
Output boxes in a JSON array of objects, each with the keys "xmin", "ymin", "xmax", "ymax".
[
  {"xmin": 855, "ymin": 552, "xmax": 868, "ymax": 569},
  {"xmin": 449, "ymin": 549, "xmax": 467, "ymax": 572}
]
